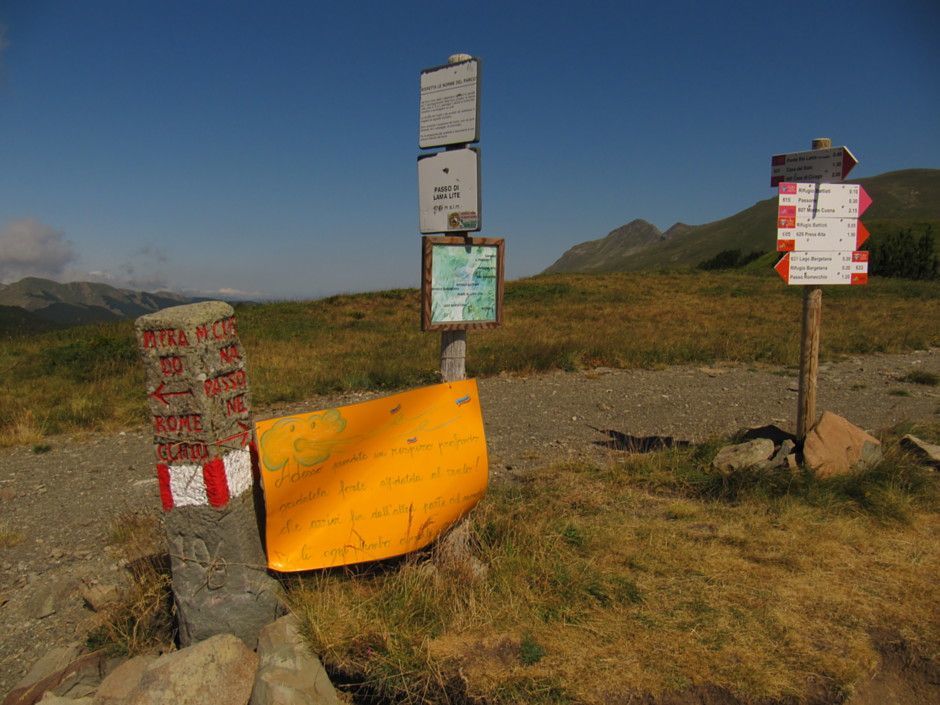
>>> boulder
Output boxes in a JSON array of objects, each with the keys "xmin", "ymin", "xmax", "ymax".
[
  {"xmin": 3, "ymin": 651, "xmax": 102, "ymax": 705},
  {"xmin": 712, "ymin": 438, "xmax": 774, "ymax": 473},
  {"xmin": 250, "ymin": 616, "xmax": 340, "ymax": 705},
  {"xmin": 38, "ymin": 696, "xmax": 93, "ymax": 705},
  {"xmin": 94, "ymin": 655, "xmax": 157, "ymax": 705},
  {"xmin": 124, "ymin": 634, "xmax": 258, "ymax": 705},
  {"xmin": 803, "ymin": 412, "xmax": 882, "ymax": 478},
  {"xmin": 900, "ymin": 434, "xmax": 940, "ymax": 468}
]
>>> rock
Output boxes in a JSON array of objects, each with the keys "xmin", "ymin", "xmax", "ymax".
[
  {"xmin": 124, "ymin": 634, "xmax": 258, "ymax": 705},
  {"xmin": 38, "ymin": 695, "xmax": 93, "ymax": 704},
  {"xmin": 79, "ymin": 582, "xmax": 121, "ymax": 613},
  {"xmin": 803, "ymin": 411, "xmax": 883, "ymax": 478},
  {"xmin": 13, "ymin": 645, "xmax": 82, "ymax": 691},
  {"xmin": 94, "ymin": 655, "xmax": 157, "ymax": 705},
  {"xmin": 900, "ymin": 434, "xmax": 940, "ymax": 467},
  {"xmin": 771, "ymin": 439, "xmax": 796, "ymax": 467},
  {"xmin": 4, "ymin": 651, "xmax": 102, "ymax": 705},
  {"xmin": 250, "ymin": 616, "xmax": 340, "ymax": 705},
  {"xmin": 712, "ymin": 438, "xmax": 774, "ymax": 473}
]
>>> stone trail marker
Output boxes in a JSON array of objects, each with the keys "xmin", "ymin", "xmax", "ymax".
[{"xmin": 136, "ymin": 301, "xmax": 281, "ymax": 647}]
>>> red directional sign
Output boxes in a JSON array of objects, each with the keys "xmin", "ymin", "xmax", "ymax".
[
  {"xmin": 774, "ymin": 251, "xmax": 868, "ymax": 286},
  {"xmin": 770, "ymin": 146, "xmax": 857, "ymax": 186},
  {"xmin": 777, "ymin": 216, "xmax": 870, "ymax": 252},
  {"xmin": 149, "ymin": 382, "xmax": 194, "ymax": 406}
]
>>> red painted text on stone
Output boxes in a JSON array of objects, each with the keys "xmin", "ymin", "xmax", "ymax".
[
  {"xmin": 156, "ymin": 441, "xmax": 209, "ymax": 463},
  {"xmin": 159, "ymin": 356, "xmax": 184, "ymax": 376},
  {"xmin": 195, "ymin": 316, "xmax": 238, "ymax": 343},
  {"xmin": 153, "ymin": 413, "xmax": 204, "ymax": 435},
  {"xmin": 226, "ymin": 394, "xmax": 248, "ymax": 416},
  {"xmin": 204, "ymin": 369, "xmax": 247, "ymax": 398},
  {"xmin": 142, "ymin": 328, "xmax": 190, "ymax": 349},
  {"xmin": 219, "ymin": 344, "xmax": 241, "ymax": 364}
]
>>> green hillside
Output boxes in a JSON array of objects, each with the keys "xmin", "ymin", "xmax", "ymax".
[{"xmin": 545, "ymin": 169, "xmax": 940, "ymax": 273}]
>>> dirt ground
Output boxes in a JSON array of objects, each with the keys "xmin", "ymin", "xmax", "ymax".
[{"xmin": 1, "ymin": 348, "xmax": 938, "ymax": 701}]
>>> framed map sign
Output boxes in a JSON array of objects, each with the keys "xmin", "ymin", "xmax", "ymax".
[{"xmin": 421, "ymin": 236, "xmax": 504, "ymax": 331}]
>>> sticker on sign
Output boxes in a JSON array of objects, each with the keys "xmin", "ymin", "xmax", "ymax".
[
  {"xmin": 774, "ymin": 251, "xmax": 868, "ymax": 285},
  {"xmin": 778, "ymin": 182, "xmax": 871, "ymax": 219},
  {"xmin": 770, "ymin": 147, "xmax": 857, "ymax": 187}
]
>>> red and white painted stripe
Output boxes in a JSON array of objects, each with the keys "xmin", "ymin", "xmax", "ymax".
[{"xmin": 156, "ymin": 445, "xmax": 254, "ymax": 511}]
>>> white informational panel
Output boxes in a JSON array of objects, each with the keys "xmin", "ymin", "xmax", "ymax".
[
  {"xmin": 775, "ymin": 251, "xmax": 869, "ymax": 285},
  {"xmin": 770, "ymin": 146, "xmax": 857, "ymax": 186},
  {"xmin": 419, "ymin": 58, "xmax": 480, "ymax": 148},
  {"xmin": 417, "ymin": 148, "xmax": 481, "ymax": 233},
  {"xmin": 777, "ymin": 219, "xmax": 870, "ymax": 252},
  {"xmin": 778, "ymin": 182, "xmax": 871, "ymax": 220}
]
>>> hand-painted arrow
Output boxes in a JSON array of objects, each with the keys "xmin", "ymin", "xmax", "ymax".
[
  {"xmin": 770, "ymin": 146, "xmax": 857, "ymax": 186},
  {"xmin": 149, "ymin": 382, "xmax": 194, "ymax": 406},
  {"xmin": 778, "ymin": 182, "xmax": 871, "ymax": 219},
  {"xmin": 216, "ymin": 421, "xmax": 252, "ymax": 447},
  {"xmin": 775, "ymin": 251, "xmax": 868, "ymax": 286},
  {"xmin": 777, "ymin": 219, "xmax": 870, "ymax": 252}
]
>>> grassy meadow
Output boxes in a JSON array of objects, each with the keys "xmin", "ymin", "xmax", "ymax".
[
  {"xmin": 1, "ymin": 270, "xmax": 939, "ymax": 446},
  {"xmin": 288, "ymin": 424, "xmax": 940, "ymax": 704}
]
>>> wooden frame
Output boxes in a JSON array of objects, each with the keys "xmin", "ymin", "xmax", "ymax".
[{"xmin": 421, "ymin": 236, "xmax": 504, "ymax": 331}]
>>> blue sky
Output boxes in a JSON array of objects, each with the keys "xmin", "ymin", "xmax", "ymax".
[{"xmin": 1, "ymin": 0, "xmax": 937, "ymax": 299}]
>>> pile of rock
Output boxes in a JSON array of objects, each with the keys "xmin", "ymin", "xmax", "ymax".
[
  {"xmin": 712, "ymin": 411, "xmax": 884, "ymax": 476},
  {"xmin": 1, "ymin": 615, "xmax": 341, "ymax": 705}
]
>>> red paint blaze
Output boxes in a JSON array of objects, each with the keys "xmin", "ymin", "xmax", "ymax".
[
  {"xmin": 777, "ymin": 239, "xmax": 795, "ymax": 252},
  {"xmin": 851, "ymin": 273, "xmax": 868, "ymax": 285},
  {"xmin": 856, "ymin": 222, "xmax": 870, "ymax": 249},
  {"xmin": 203, "ymin": 458, "xmax": 230, "ymax": 508},
  {"xmin": 774, "ymin": 253, "xmax": 790, "ymax": 283},
  {"xmin": 156, "ymin": 464, "xmax": 174, "ymax": 511}
]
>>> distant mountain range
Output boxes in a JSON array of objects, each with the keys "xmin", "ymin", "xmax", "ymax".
[
  {"xmin": 0, "ymin": 277, "xmax": 197, "ymax": 335},
  {"xmin": 544, "ymin": 169, "xmax": 940, "ymax": 273}
]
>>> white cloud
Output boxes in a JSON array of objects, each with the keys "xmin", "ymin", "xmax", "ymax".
[{"xmin": 0, "ymin": 218, "xmax": 76, "ymax": 282}]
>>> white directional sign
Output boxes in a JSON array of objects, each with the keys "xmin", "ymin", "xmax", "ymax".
[
  {"xmin": 419, "ymin": 58, "xmax": 480, "ymax": 149},
  {"xmin": 418, "ymin": 148, "xmax": 481, "ymax": 233},
  {"xmin": 770, "ymin": 146, "xmax": 857, "ymax": 186},
  {"xmin": 777, "ymin": 219, "xmax": 870, "ymax": 252},
  {"xmin": 778, "ymin": 182, "xmax": 871, "ymax": 219},
  {"xmin": 774, "ymin": 251, "xmax": 868, "ymax": 286}
]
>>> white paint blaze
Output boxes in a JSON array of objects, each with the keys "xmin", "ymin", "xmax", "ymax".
[{"xmin": 223, "ymin": 447, "xmax": 253, "ymax": 499}]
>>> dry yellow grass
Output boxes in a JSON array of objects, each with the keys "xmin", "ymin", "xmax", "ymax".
[{"xmin": 290, "ymin": 433, "xmax": 940, "ymax": 704}]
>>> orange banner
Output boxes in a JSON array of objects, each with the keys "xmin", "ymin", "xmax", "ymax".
[{"xmin": 255, "ymin": 380, "xmax": 488, "ymax": 571}]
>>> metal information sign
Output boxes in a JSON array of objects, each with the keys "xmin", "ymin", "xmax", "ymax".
[
  {"xmin": 774, "ymin": 250, "xmax": 869, "ymax": 285},
  {"xmin": 770, "ymin": 146, "xmax": 857, "ymax": 187},
  {"xmin": 777, "ymin": 182, "xmax": 872, "ymax": 220},
  {"xmin": 419, "ymin": 58, "xmax": 480, "ymax": 149},
  {"xmin": 417, "ymin": 148, "xmax": 481, "ymax": 234}
]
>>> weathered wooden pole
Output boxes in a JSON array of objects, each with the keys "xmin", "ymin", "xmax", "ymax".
[
  {"xmin": 136, "ymin": 301, "xmax": 281, "ymax": 647},
  {"xmin": 795, "ymin": 137, "xmax": 831, "ymax": 440},
  {"xmin": 437, "ymin": 51, "xmax": 474, "ymax": 384}
]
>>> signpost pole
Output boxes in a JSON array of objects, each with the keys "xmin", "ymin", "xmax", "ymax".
[
  {"xmin": 796, "ymin": 137, "xmax": 831, "ymax": 440},
  {"xmin": 437, "ymin": 52, "xmax": 474, "ymax": 383}
]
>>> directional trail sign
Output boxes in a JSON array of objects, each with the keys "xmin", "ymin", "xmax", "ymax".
[
  {"xmin": 770, "ymin": 147, "xmax": 857, "ymax": 186},
  {"xmin": 774, "ymin": 251, "xmax": 868, "ymax": 286},
  {"xmin": 777, "ymin": 216, "xmax": 870, "ymax": 252},
  {"xmin": 778, "ymin": 182, "xmax": 871, "ymax": 219}
]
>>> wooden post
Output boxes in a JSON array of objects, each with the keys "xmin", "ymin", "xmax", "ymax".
[
  {"xmin": 796, "ymin": 137, "xmax": 831, "ymax": 440},
  {"xmin": 438, "ymin": 51, "xmax": 474, "ymax": 384}
]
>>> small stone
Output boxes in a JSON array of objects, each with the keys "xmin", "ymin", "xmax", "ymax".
[
  {"xmin": 712, "ymin": 439, "xmax": 775, "ymax": 473},
  {"xmin": 900, "ymin": 434, "xmax": 940, "ymax": 467},
  {"xmin": 80, "ymin": 581, "xmax": 121, "ymax": 612},
  {"xmin": 250, "ymin": 616, "xmax": 341, "ymax": 705}
]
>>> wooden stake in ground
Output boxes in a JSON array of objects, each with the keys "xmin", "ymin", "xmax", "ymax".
[{"xmin": 796, "ymin": 137, "xmax": 831, "ymax": 440}]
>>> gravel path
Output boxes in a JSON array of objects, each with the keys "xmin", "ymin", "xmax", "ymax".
[{"xmin": 1, "ymin": 348, "xmax": 938, "ymax": 694}]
